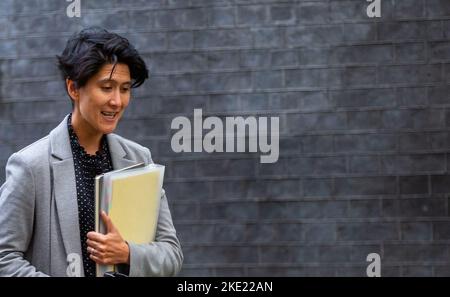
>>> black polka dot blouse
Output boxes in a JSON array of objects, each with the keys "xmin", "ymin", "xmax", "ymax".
[{"xmin": 67, "ymin": 113, "xmax": 114, "ymax": 277}]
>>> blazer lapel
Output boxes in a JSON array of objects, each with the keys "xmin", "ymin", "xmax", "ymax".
[
  {"xmin": 107, "ymin": 133, "xmax": 137, "ymax": 169},
  {"xmin": 49, "ymin": 115, "xmax": 82, "ymax": 265},
  {"xmin": 52, "ymin": 159, "xmax": 80, "ymax": 253}
]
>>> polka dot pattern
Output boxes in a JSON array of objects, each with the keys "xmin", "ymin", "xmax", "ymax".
[{"xmin": 67, "ymin": 113, "xmax": 113, "ymax": 277}]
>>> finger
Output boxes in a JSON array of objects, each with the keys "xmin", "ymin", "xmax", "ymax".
[
  {"xmin": 87, "ymin": 246, "xmax": 96, "ymax": 255},
  {"xmin": 86, "ymin": 239, "xmax": 94, "ymax": 248},
  {"xmin": 86, "ymin": 240, "xmax": 105, "ymax": 252},
  {"xmin": 101, "ymin": 211, "xmax": 116, "ymax": 233},
  {"xmin": 87, "ymin": 231, "xmax": 106, "ymax": 243},
  {"xmin": 89, "ymin": 246, "xmax": 106, "ymax": 260},
  {"xmin": 90, "ymin": 253, "xmax": 111, "ymax": 265},
  {"xmin": 89, "ymin": 254, "xmax": 104, "ymax": 264}
]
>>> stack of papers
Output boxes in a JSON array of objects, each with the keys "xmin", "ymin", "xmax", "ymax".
[{"xmin": 94, "ymin": 163, "xmax": 165, "ymax": 277}]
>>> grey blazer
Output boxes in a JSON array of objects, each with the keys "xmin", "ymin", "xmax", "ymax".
[{"xmin": 0, "ymin": 114, "xmax": 183, "ymax": 277}]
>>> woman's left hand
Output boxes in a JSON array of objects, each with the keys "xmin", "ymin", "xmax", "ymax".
[{"xmin": 86, "ymin": 211, "xmax": 130, "ymax": 265}]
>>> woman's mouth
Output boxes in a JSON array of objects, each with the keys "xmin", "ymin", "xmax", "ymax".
[{"xmin": 101, "ymin": 111, "xmax": 118, "ymax": 121}]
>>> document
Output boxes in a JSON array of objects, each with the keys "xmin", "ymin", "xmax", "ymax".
[{"xmin": 94, "ymin": 163, "xmax": 165, "ymax": 277}]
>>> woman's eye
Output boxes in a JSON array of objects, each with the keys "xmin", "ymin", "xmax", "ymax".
[
  {"xmin": 101, "ymin": 86, "xmax": 112, "ymax": 91},
  {"xmin": 121, "ymin": 88, "xmax": 130, "ymax": 92}
]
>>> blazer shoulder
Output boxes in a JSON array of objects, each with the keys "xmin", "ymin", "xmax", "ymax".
[{"xmin": 13, "ymin": 136, "xmax": 50, "ymax": 165}]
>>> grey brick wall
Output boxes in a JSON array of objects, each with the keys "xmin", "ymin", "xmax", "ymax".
[{"xmin": 1, "ymin": 0, "xmax": 450, "ymax": 276}]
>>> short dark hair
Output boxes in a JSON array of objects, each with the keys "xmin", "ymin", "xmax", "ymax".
[{"xmin": 57, "ymin": 27, "xmax": 148, "ymax": 104}]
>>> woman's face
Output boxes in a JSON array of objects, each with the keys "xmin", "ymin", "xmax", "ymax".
[{"xmin": 71, "ymin": 63, "xmax": 132, "ymax": 136}]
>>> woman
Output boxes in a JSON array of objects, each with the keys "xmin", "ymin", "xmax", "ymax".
[{"xmin": 0, "ymin": 28, "xmax": 183, "ymax": 277}]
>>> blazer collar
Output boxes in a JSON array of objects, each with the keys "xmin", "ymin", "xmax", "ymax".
[{"xmin": 49, "ymin": 114, "xmax": 73, "ymax": 160}]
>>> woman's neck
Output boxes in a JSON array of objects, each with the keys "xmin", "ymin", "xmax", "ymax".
[{"xmin": 71, "ymin": 112, "xmax": 103, "ymax": 155}]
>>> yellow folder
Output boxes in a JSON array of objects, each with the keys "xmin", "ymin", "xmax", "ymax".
[{"xmin": 95, "ymin": 163, "xmax": 165, "ymax": 277}]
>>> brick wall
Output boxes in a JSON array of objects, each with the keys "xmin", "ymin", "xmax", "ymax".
[{"xmin": 1, "ymin": 0, "xmax": 450, "ymax": 276}]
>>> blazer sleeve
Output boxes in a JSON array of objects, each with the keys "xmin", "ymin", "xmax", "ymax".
[
  {"xmin": 0, "ymin": 153, "xmax": 49, "ymax": 276},
  {"xmin": 126, "ymin": 148, "xmax": 184, "ymax": 277}
]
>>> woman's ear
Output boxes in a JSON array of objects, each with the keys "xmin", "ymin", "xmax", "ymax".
[{"xmin": 66, "ymin": 78, "xmax": 79, "ymax": 101}]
